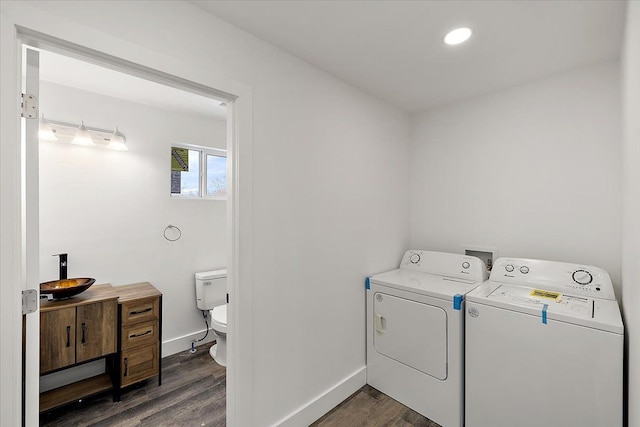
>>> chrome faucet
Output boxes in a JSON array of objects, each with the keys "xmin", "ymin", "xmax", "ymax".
[{"xmin": 53, "ymin": 253, "xmax": 68, "ymax": 280}]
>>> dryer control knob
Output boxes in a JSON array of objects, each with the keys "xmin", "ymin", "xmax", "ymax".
[
  {"xmin": 410, "ymin": 253, "xmax": 421, "ymax": 264},
  {"xmin": 520, "ymin": 266, "xmax": 529, "ymax": 274},
  {"xmin": 572, "ymin": 269, "xmax": 593, "ymax": 285},
  {"xmin": 462, "ymin": 261, "xmax": 470, "ymax": 269},
  {"xmin": 505, "ymin": 264, "xmax": 514, "ymax": 272}
]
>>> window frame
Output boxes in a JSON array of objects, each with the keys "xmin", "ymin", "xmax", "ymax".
[{"xmin": 170, "ymin": 142, "xmax": 227, "ymax": 200}]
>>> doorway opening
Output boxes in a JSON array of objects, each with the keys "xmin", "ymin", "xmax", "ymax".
[{"xmin": 16, "ymin": 29, "xmax": 248, "ymax": 427}]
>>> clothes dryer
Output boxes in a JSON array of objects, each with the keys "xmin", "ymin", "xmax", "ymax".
[
  {"xmin": 465, "ymin": 258, "xmax": 623, "ymax": 427},
  {"xmin": 367, "ymin": 250, "xmax": 488, "ymax": 427}
]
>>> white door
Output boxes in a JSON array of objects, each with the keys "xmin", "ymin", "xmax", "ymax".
[
  {"xmin": 22, "ymin": 46, "xmax": 41, "ymax": 427},
  {"xmin": 373, "ymin": 292, "xmax": 447, "ymax": 380}
]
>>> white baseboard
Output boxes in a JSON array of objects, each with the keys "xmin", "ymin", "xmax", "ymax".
[
  {"xmin": 162, "ymin": 329, "xmax": 215, "ymax": 358},
  {"xmin": 273, "ymin": 366, "xmax": 367, "ymax": 427}
]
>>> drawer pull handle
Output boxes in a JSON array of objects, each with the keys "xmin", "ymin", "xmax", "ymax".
[
  {"xmin": 123, "ymin": 358, "xmax": 128, "ymax": 377},
  {"xmin": 130, "ymin": 307, "xmax": 152, "ymax": 315},
  {"xmin": 81, "ymin": 322, "xmax": 86, "ymax": 344},
  {"xmin": 66, "ymin": 326, "xmax": 71, "ymax": 347},
  {"xmin": 130, "ymin": 330, "xmax": 152, "ymax": 338}
]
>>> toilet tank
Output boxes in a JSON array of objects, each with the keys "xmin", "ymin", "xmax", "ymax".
[{"xmin": 195, "ymin": 269, "xmax": 227, "ymax": 310}]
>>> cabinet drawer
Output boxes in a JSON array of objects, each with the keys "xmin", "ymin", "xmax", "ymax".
[
  {"xmin": 120, "ymin": 297, "xmax": 159, "ymax": 325},
  {"xmin": 121, "ymin": 343, "xmax": 158, "ymax": 387},
  {"xmin": 121, "ymin": 320, "xmax": 158, "ymax": 351}
]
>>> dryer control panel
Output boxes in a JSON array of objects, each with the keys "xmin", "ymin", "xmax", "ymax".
[
  {"xmin": 400, "ymin": 250, "xmax": 488, "ymax": 282},
  {"xmin": 489, "ymin": 258, "xmax": 616, "ymax": 300}
]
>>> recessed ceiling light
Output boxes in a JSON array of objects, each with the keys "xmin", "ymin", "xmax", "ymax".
[{"xmin": 444, "ymin": 27, "xmax": 472, "ymax": 45}]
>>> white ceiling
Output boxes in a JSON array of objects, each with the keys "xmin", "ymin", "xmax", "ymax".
[
  {"xmin": 193, "ymin": 0, "xmax": 626, "ymax": 112},
  {"xmin": 38, "ymin": 49, "xmax": 227, "ymax": 120}
]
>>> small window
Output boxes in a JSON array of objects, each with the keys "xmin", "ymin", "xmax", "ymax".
[
  {"xmin": 206, "ymin": 153, "xmax": 227, "ymax": 198},
  {"xmin": 171, "ymin": 145, "xmax": 227, "ymax": 199}
]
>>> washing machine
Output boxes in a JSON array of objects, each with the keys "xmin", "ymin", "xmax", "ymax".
[
  {"xmin": 465, "ymin": 258, "xmax": 623, "ymax": 427},
  {"xmin": 366, "ymin": 250, "xmax": 488, "ymax": 427}
]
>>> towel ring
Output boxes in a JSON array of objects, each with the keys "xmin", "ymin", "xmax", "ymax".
[{"xmin": 164, "ymin": 224, "xmax": 182, "ymax": 241}]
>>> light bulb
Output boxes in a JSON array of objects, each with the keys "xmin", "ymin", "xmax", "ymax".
[
  {"xmin": 71, "ymin": 121, "xmax": 95, "ymax": 146},
  {"xmin": 107, "ymin": 127, "xmax": 128, "ymax": 151},
  {"xmin": 444, "ymin": 27, "xmax": 472, "ymax": 45},
  {"xmin": 39, "ymin": 114, "xmax": 57, "ymax": 141}
]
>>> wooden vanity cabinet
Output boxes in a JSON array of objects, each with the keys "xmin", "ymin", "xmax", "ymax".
[
  {"xmin": 116, "ymin": 282, "xmax": 162, "ymax": 396},
  {"xmin": 39, "ymin": 284, "xmax": 118, "ymax": 412},
  {"xmin": 39, "ymin": 282, "xmax": 162, "ymax": 411}
]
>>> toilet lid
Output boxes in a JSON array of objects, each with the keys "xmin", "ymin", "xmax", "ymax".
[{"xmin": 212, "ymin": 304, "xmax": 227, "ymax": 325}]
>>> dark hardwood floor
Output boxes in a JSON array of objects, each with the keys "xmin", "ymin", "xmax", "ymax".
[
  {"xmin": 40, "ymin": 344, "xmax": 438, "ymax": 426},
  {"xmin": 311, "ymin": 385, "xmax": 440, "ymax": 427},
  {"xmin": 40, "ymin": 343, "xmax": 226, "ymax": 427}
]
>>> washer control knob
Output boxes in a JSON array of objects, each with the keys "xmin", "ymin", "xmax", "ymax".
[
  {"xmin": 505, "ymin": 264, "xmax": 514, "ymax": 272},
  {"xmin": 462, "ymin": 261, "xmax": 470, "ymax": 269},
  {"xmin": 520, "ymin": 266, "xmax": 529, "ymax": 274},
  {"xmin": 409, "ymin": 253, "xmax": 421, "ymax": 264},
  {"xmin": 572, "ymin": 269, "xmax": 593, "ymax": 285}
]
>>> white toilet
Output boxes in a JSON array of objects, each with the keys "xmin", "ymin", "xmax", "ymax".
[{"xmin": 195, "ymin": 269, "xmax": 227, "ymax": 366}]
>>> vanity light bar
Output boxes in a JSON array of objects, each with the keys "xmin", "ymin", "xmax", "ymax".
[
  {"xmin": 42, "ymin": 119, "xmax": 128, "ymax": 150},
  {"xmin": 47, "ymin": 120, "xmax": 116, "ymax": 144}
]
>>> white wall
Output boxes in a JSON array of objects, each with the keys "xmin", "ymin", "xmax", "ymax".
[
  {"xmin": 622, "ymin": 2, "xmax": 640, "ymax": 426},
  {"xmin": 410, "ymin": 62, "xmax": 622, "ymax": 295},
  {"xmin": 0, "ymin": 2, "xmax": 410, "ymax": 426},
  {"xmin": 38, "ymin": 81, "xmax": 227, "ymax": 353}
]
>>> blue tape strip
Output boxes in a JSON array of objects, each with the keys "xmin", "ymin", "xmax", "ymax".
[
  {"xmin": 542, "ymin": 304, "xmax": 548, "ymax": 324},
  {"xmin": 453, "ymin": 294, "xmax": 463, "ymax": 310},
  {"xmin": 365, "ymin": 277, "xmax": 370, "ymax": 290}
]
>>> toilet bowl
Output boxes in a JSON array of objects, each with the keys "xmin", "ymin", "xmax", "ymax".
[{"xmin": 209, "ymin": 304, "xmax": 227, "ymax": 366}]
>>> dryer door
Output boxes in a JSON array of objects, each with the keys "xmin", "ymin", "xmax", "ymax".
[{"xmin": 373, "ymin": 292, "xmax": 447, "ymax": 380}]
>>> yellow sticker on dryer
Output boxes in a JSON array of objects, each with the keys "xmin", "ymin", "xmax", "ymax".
[{"xmin": 530, "ymin": 289, "xmax": 561, "ymax": 300}]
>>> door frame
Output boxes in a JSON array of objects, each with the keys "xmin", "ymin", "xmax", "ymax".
[
  {"xmin": 21, "ymin": 45, "xmax": 41, "ymax": 427},
  {"xmin": 0, "ymin": 15, "xmax": 254, "ymax": 427}
]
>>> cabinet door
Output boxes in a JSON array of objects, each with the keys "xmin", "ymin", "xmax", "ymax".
[
  {"xmin": 121, "ymin": 343, "xmax": 159, "ymax": 387},
  {"xmin": 40, "ymin": 307, "xmax": 76, "ymax": 373},
  {"xmin": 76, "ymin": 300, "xmax": 117, "ymax": 363}
]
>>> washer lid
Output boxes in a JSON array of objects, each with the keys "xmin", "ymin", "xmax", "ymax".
[
  {"xmin": 370, "ymin": 268, "xmax": 483, "ymax": 300},
  {"xmin": 467, "ymin": 281, "xmax": 623, "ymax": 334},
  {"xmin": 488, "ymin": 284, "xmax": 593, "ymax": 318}
]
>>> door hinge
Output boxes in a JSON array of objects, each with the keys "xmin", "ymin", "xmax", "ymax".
[
  {"xmin": 22, "ymin": 289, "xmax": 38, "ymax": 314},
  {"xmin": 21, "ymin": 93, "xmax": 38, "ymax": 119}
]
